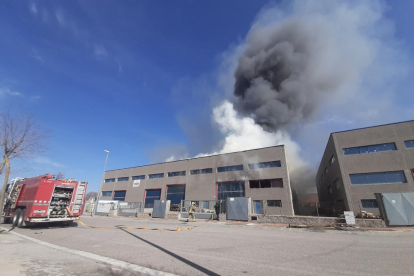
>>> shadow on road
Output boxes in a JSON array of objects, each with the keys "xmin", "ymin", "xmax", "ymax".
[{"xmin": 116, "ymin": 225, "xmax": 220, "ymax": 276}]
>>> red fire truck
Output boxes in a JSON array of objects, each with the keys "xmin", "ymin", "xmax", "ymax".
[{"xmin": 2, "ymin": 174, "xmax": 87, "ymax": 228}]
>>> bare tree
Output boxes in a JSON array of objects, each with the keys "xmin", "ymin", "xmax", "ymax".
[{"xmin": 0, "ymin": 109, "xmax": 48, "ymax": 224}]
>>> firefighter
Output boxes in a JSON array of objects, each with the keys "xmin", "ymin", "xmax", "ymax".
[{"xmin": 187, "ymin": 202, "xmax": 196, "ymax": 222}]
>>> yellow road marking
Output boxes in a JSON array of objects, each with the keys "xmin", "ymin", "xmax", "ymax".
[{"xmin": 76, "ymin": 217, "xmax": 213, "ymax": 232}]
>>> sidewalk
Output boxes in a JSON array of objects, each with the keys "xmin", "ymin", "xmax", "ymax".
[{"xmin": 0, "ymin": 229, "xmax": 140, "ymax": 276}]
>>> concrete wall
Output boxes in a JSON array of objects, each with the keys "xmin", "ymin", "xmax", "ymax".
[
  {"xmin": 317, "ymin": 121, "xmax": 414, "ymax": 216},
  {"xmin": 100, "ymin": 145, "xmax": 294, "ymax": 216}
]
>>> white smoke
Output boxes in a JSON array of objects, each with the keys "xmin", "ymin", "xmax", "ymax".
[{"xmin": 195, "ymin": 101, "xmax": 306, "ymax": 171}]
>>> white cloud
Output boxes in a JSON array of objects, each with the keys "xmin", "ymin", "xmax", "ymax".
[
  {"xmin": 94, "ymin": 45, "xmax": 108, "ymax": 59},
  {"xmin": 55, "ymin": 10, "xmax": 66, "ymax": 26},
  {"xmin": 34, "ymin": 157, "xmax": 65, "ymax": 168},
  {"xmin": 0, "ymin": 88, "xmax": 23, "ymax": 98},
  {"xmin": 30, "ymin": 3, "xmax": 37, "ymax": 14}
]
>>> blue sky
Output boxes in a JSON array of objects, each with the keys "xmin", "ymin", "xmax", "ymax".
[{"xmin": 1, "ymin": 0, "xmax": 413, "ymax": 193}]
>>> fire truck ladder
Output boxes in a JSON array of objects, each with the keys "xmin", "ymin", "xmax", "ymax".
[
  {"xmin": 6, "ymin": 177, "xmax": 25, "ymax": 201},
  {"xmin": 72, "ymin": 182, "xmax": 87, "ymax": 214}
]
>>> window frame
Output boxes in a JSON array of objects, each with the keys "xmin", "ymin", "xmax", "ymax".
[
  {"xmin": 104, "ymin": 178, "xmax": 115, "ymax": 183},
  {"xmin": 101, "ymin": 191, "xmax": 112, "ymax": 197},
  {"xmin": 143, "ymin": 188, "xmax": 162, "ymax": 208},
  {"xmin": 267, "ymin": 200, "xmax": 282, "ymax": 207},
  {"xmin": 361, "ymin": 199, "xmax": 379, "ymax": 209},
  {"xmin": 117, "ymin": 177, "xmax": 129, "ymax": 182},
  {"xmin": 217, "ymin": 165, "xmax": 244, "ymax": 173},
  {"xmin": 132, "ymin": 175, "xmax": 145, "ymax": 180},
  {"xmin": 328, "ymin": 185, "xmax": 333, "ymax": 194},
  {"xmin": 350, "ymin": 171, "xmax": 407, "ymax": 185},
  {"xmin": 148, "ymin": 173, "xmax": 164, "ymax": 179},
  {"xmin": 249, "ymin": 178, "xmax": 284, "ymax": 189},
  {"xmin": 113, "ymin": 190, "xmax": 126, "ymax": 201},
  {"xmin": 165, "ymin": 184, "xmax": 186, "ymax": 205},
  {"xmin": 405, "ymin": 140, "xmax": 414, "ymax": 149},
  {"xmin": 343, "ymin": 142, "xmax": 397, "ymax": 156},
  {"xmin": 248, "ymin": 161, "xmax": 281, "ymax": 170},
  {"xmin": 167, "ymin": 171, "xmax": 186, "ymax": 177},
  {"xmin": 334, "ymin": 179, "xmax": 341, "ymax": 190},
  {"xmin": 329, "ymin": 155, "xmax": 336, "ymax": 166},
  {"xmin": 216, "ymin": 181, "xmax": 246, "ymax": 201}
]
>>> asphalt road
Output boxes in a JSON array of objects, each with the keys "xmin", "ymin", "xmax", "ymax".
[{"xmin": 2, "ymin": 216, "xmax": 414, "ymax": 276}]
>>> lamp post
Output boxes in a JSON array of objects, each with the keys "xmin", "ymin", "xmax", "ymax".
[{"xmin": 93, "ymin": 150, "xmax": 110, "ymax": 216}]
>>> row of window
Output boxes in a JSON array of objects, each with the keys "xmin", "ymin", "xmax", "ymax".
[
  {"xmin": 343, "ymin": 142, "xmax": 397, "ymax": 155},
  {"xmin": 105, "ymin": 160, "xmax": 282, "ymax": 182},
  {"xmin": 350, "ymin": 171, "xmax": 406, "ymax": 185},
  {"xmin": 343, "ymin": 140, "xmax": 414, "ymax": 156},
  {"xmin": 102, "ymin": 178, "xmax": 285, "ymax": 199}
]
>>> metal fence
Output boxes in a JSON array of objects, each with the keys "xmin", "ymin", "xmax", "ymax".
[
  {"xmin": 83, "ymin": 202, "xmax": 95, "ymax": 215},
  {"xmin": 118, "ymin": 202, "xmax": 144, "ymax": 217},
  {"xmin": 180, "ymin": 200, "xmax": 225, "ymax": 219}
]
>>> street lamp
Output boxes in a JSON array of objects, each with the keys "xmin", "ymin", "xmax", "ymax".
[{"xmin": 93, "ymin": 150, "xmax": 110, "ymax": 216}]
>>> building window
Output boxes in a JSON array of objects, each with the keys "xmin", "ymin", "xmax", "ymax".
[
  {"xmin": 328, "ymin": 185, "xmax": 333, "ymax": 194},
  {"xmin": 217, "ymin": 165, "xmax": 243, "ymax": 172},
  {"xmin": 117, "ymin": 177, "xmax": 129, "ymax": 182},
  {"xmin": 166, "ymin": 185, "xmax": 186, "ymax": 205},
  {"xmin": 168, "ymin": 171, "xmax": 186, "ymax": 177},
  {"xmin": 249, "ymin": 178, "xmax": 283, "ymax": 189},
  {"xmin": 361, "ymin": 199, "xmax": 379, "ymax": 208},
  {"xmin": 190, "ymin": 169, "xmax": 200, "ymax": 175},
  {"xmin": 105, "ymin": 178, "xmax": 115, "ymax": 183},
  {"xmin": 267, "ymin": 200, "xmax": 282, "ymax": 207},
  {"xmin": 248, "ymin": 161, "xmax": 281, "ymax": 170},
  {"xmin": 334, "ymin": 179, "xmax": 341, "ymax": 190},
  {"xmin": 148, "ymin": 173, "xmax": 164, "ymax": 179},
  {"xmin": 350, "ymin": 171, "xmax": 407, "ymax": 185},
  {"xmin": 329, "ymin": 155, "xmax": 336, "ymax": 166},
  {"xmin": 191, "ymin": 168, "xmax": 213, "ymax": 175},
  {"xmin": 325, "ymin": 167, "xmax": 328, "ymax": 174},
  {"xmin": 217, "ymin": 181, "xmax": 245, "ymax": 201},
  {"xmin": 343, "ymin": 143, "xmax": 397, "ymax": 155},
  {"xmin": 253, "ymin": 200, "xmax": 262, "ymax": 214},
  {"xmin": 113, "ymin": 191, "xmax": 126, "ymax": 201},
  {"xmin": 132, "ymin": 175, "xmax": 145, "ymax": 180},
  {"xmin": 144, "ymin": 189, "xmax": 161, "ymax": 208},
  {"xmin": 405, "ymin": 140, "xmax": 414, "ymax": 149},
  {"xmin": 201, "ymin": 168, "xmax": 212, "ymax": 174},
  {"xmin": 102, "ymin": 191, "xmax": 112, "ymax": 197}
]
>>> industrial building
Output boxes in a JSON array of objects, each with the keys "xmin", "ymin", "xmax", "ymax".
[
  {"xmin": 316, "ymin": 120, "xmax": 414, "ymax": 216},
  {"xmin": 100, "ymin": 145, "xmax": 294, "ymax": 216}
]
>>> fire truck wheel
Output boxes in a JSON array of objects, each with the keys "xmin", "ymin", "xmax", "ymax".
[
  {"xmin": 12, "ymin": 209, "xmax": 21, "ymax": 226},
  {"xmin": 16, "ymin": 209, "xmax": 26, "ymax": 228}
]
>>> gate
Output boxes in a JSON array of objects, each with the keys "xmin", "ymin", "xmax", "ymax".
[
  {"xmin": 226, "ymin": 197, "xmax": 249, "ymax": 221},
  {"xmin": 376, "ymin": 192, "xmax": 414, "ymax": 226},
  {"xmin": 95, "ymin": 200, "xmax": 118, "ymax": 216},
  {"xmin": 118, "ymin": 202, "xmax": 143, "ymax": 217},
  {"xmin": 152, "ymin": 200, "xmax": 169, "ymax": 218}
]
